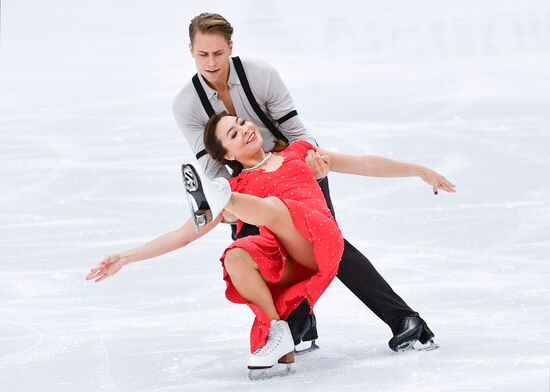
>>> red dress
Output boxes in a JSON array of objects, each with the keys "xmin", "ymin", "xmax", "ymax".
[{"xmin": 221, "ymin": 140, "xmax": 344, "ymax": 353}]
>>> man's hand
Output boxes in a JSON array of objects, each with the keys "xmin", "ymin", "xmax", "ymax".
[{"xmin": 305, "ymin": 149, "xmax": 330, "ymax": 180}]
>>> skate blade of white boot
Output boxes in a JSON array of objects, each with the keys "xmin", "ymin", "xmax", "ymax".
[
  {"xmin": 184, "ymin": 190, "xmax": 211, "ymax": 232},
  {"xmin": 294, "ymin": 340, "xmax": 320, "ymax": 356},
  {"xmin": 248, "ymin": 349, "xmax": 295, "ymax": 380},
  {"xmin": 396, "ymin": 338, "xmax": 440, "ymax": 352},
  {"xmin": 248, "ymin": 363, "xmax": 294, "ymax": 381}
]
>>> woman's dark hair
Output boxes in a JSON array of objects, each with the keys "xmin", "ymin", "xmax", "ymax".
[
  {"xmin": 204, "ymin": 112, "xmax": 288, "ymax": 177},
  {"xmin": 204, "ymin": 112, "xmax": 243, "ymax": 176}
]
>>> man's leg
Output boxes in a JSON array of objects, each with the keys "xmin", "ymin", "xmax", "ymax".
[
  {"xmin": 337, "ymin": 239, "xmax": 417, "ymax": 328},
  {"xmin": 318, "ymin": 177, "xmax": 423, "ymax": 331}
]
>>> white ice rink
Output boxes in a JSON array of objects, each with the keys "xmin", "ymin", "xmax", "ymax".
[{"xmin": 1, "ymin": 1, "xmax": 549, "ymax": 391}]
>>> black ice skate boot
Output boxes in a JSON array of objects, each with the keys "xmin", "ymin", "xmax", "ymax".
[
  {"xmin": 286, "ymin": 299, "xmax": 320, "ymax": 355},
  {"xmin": 388, "ymin": 316, "xmax": 439, "ymax": 352}
]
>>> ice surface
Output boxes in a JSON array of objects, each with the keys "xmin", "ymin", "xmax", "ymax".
[{"xmin": 1, "ymin": 1, "xmax": 549, "ymax": 391}]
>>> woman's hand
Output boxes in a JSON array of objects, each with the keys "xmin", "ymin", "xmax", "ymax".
[
  {"xmin": 221, "ymin": 209, "xmax": 238, "ymax": 224},
  {"xmin": 86, "ymin": 254, "xmax": 126, "ymax": 283},
  {"xmin": 420, "ymin": 169, "xmax": 456, "ymax": 195},
  {"xmin": 305, "ymin": 149, "xmax": 330, "ymax": 180}
]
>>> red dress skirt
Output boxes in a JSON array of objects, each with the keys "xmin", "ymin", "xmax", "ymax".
[{"xmin": 221, "ymin": 140, "xmax": 344, "ymax": 353}]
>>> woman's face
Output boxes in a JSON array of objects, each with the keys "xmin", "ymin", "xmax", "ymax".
[{"xmin": 215, "ymin": 115, "xmax": 264, "ymax": 162}]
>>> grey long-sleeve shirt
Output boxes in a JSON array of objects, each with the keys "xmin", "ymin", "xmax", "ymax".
[{"xmin": 173, "ymin": 57, "xmax": 316, "ymax": 179}]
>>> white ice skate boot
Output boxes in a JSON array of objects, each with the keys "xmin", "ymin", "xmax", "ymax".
[
  {"xmin": 248, "ymin": 320, "xmax": 295, "ymax": 381},
  {"xmin": 181, "ymin": 163, "xmax": 231, "ymax": 230}
]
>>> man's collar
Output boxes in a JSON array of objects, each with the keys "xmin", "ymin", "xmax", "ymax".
[{"xmin": 197, "ymin": 57, "xmax": 241, "ymax": 100}]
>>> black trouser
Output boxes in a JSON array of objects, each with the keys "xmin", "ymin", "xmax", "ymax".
[{"xmin": 233, "ymin": 176, "xmax": 417, "ymax": 332}]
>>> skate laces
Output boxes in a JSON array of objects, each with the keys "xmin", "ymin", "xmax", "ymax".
[
  {"xmin": 253, "ymin": 322, "xmax": 286, "ymax": 357},
  {"xmin": 212, "ymin": 178, "xmax": 229, "ymax": 191}
]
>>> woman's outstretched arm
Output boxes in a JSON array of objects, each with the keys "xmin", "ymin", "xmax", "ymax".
[
  {"xmin": 86, "ymin": 214, "xmax": 223, "ymax": 282},
  {"xmin": 314, "ymin": 147, "xmax": 456, "ymax": 195}
]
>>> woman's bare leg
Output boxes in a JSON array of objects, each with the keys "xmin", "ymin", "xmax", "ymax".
[
  {"xmin": 224, "ymin": 247, "xmax": 280, "ymax": 320},
  {"xmin": 224, "ymin": 194, "xmax": 318, "ymax": 272}
]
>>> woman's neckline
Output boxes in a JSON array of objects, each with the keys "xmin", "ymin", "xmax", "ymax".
[{"xmin": 243, "ymin": 153, "xmax": 285, "ymax": 174}]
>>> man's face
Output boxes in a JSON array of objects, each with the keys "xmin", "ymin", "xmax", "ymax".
[{"xmin": 190, "ymin": 32, "xmax": 233, "ymax": 86}]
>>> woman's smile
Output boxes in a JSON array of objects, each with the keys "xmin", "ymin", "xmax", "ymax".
[{"xmin": 246, "ymin": 132, "xmax": 256, "ymax": 144}]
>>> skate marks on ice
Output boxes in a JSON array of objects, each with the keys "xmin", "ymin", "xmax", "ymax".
[
  {"xmin": 186, "ymin": 348, "xmax": 318, "ymax": 384},
  {"xmin": 0, "ymin": 132, "xmax": 107, "ymax": 210},
  {"xmin": 0, "ymin": 318, "xmax": 44, "ymax": 363},
  {"xmin": 184, "ymin": 342, "xmax": 420, "ymax": 386},
  {"xmin": 0, "ymin": 134, "xmax": 61, "ymax": 204},
  {"xmin": 95, "ymin": 328, "xmax": 119, "ymax": 392},
  {"xmin": 1, "ymin": 1, "xmax": 549, "ymax": 391},
  {"xmin": 185, "ymin": 349, "xmax": 264, "ymax": 383}
]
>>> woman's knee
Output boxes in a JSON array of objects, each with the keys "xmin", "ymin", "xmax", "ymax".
[
  {"xmin": 263, "ymin": 197, "xmax": 291, "ymax": 228},
  {"xmin": 224, "ymin": 248, "xmax": 257, "ymax": 277},
  {"xmin": 265, "ymin": 196, "xmax": 286, "ymax": 210}
]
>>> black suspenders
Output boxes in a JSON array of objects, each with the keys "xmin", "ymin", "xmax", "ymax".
[
  {"xmin": 191, "ymin": 74, "xmax": 215, "ymax": 160},
  {"xmin": 191, "ymin": 56, "xmax": 298, "ymax": 160},
  {"xmin": 231, "ymin": 57, "xmax": 290, "ymax": 143}
]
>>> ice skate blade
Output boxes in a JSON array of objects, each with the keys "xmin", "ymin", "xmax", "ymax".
[
  {"xmin": 248, "ymin": 350, "xmax": 295, "ymax": 370},
  {"xmin": 396, "ymin": 339, "xmax": 440, "ymax": 353},
  {"xmin": 295, "ymin": 339, "xmax": 320, "ymax": 356},
  {"xmin": 248, "ymin": 363, "xmax": 294, "ymax": 381},
  {"xmin": 182, "ymin": 164, "xmax": 210, "ymax": 231},
  {"xmin": 184, "ymin": 190, "xmax": 208, "ymax": 232}
]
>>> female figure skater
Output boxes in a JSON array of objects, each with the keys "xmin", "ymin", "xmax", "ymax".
[{"xmin": 86, "ymin": 112, "xmax": 455, "ymax": 378}]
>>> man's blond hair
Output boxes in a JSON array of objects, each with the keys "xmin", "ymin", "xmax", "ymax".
[{"xmin": 189, "ymin": 13, "xmax": 233, "ymax": 44}]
